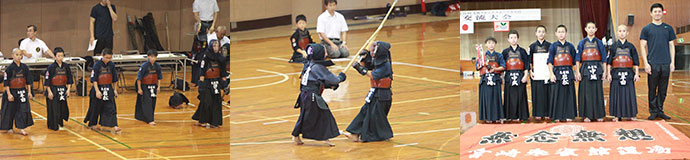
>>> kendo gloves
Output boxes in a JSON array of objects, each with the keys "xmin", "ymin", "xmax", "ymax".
[
  {"xmin": 338, "ymin": 72, "xmax": 347, "ymax": 82},
  {"xmin": 352, "ymin": 62, "xmax": 368, "ymax": 75}
]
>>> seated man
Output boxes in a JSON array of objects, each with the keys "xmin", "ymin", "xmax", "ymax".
[
  {"xmin": 207, "ymin": 26, "xmax": 230, "ymax": 47},
  {"xmin": 317, "ymin": 0, "xmax": 349, "ymax": 59},
  {"xmin": 20, "ymin": 25, "xmax": 54, "ymax": 94}
]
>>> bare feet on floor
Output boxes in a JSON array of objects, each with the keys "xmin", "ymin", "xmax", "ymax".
[
  {"xmin": 324, "ymin": 140, "xmax": 335, "ymax": 147},
  {"xmin": 293, "ymin": 136, "xmax": 304, "ymax": 145}
]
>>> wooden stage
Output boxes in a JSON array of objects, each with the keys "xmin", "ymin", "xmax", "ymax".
[{"xmin": 229, "ymin": 20, "xmax": 462, "ymax": 159}]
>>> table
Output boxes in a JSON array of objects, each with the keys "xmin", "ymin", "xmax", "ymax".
[
  {"xmin": 0, "ymin": 57, "xmax": 87, "ymax": 94},
  {"xmin": 93, "ymin": 52, "xmax": 189, "ymax": 90}
]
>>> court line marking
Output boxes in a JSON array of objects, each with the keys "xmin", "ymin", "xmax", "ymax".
[
  {"xmin": 391, "ymin": 62, "xmax": 460, "ymax": 73},
  {"xmin": 117, "ymin": 109, "xmax": 230, "ymax": 116},
  {"xmin": 393, "ymin": 143, "xmax": 418, "ymax": 147},
  {"xmin": 230, "ymin": 69, "xmax": 288, "ymax": 90},
  {"xmin": 31, "ymin": 99, "xmax": 132, "ymax": 149},
  {"xmin": 231, "ymin": 35, "xmax": 461, "ymax": 63},
  {"xmin": 232, "ymin": 60, "xmax": 458, "ymax": 83},
  {"xmin": 231, "ymin": 127, "xmax": 459, "ymax": 146},
  {"xmin": 137, "ymin": 150, "xmax": 170, "ymax": 160},
  {"xmin": 117, "ymin": 117, "xmax": 196, "ymax": 123},
  {"xmin": 437, "ymin": 133, "xmax": 461, "ymax": 159},
  {"xmin": 128, "ymin": 153, "xmax": 229, "ymax": 160},
  {"xmin": 230, "ymin": 94, "xmax": 459, "ymax": 124},
  {"xmin": 27, "ymin": 102, "xmax": 127, "ymax": 160},
  {"xmin": 30, "ymin": 111, "xmax": 47, "ymax": 119},
  {"xmin": 634, "ymin": 119, "xmax": 690, "ymax": 126},
  {"xmin": 263, "ymin": 120, "xmax": 288, "ymax": 125},
  {"xmin": 394, "ymin": 74, "xmax": 460, "ymax": 86},
  {"xmin": 63, "ymin": 128, "xmax": 128, "ymax": 160}
]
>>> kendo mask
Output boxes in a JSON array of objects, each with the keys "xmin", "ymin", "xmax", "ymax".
[
  {"xmin": 306, "ymin": 44, "xmax": 335, "ymax": 66},
  {"xmin": 370, "ymin": 41, "xmax": 391, "ymax": 66}
]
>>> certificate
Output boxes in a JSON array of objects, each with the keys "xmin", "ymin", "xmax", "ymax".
[{"xmin": 532, "ymin": 53, "xmax": 550, "ymax": 80}]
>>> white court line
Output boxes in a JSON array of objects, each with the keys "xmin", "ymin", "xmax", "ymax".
[
  {"xmin": 263, "ymin": 120, "xmax": 288, "ymax": 125},
  {"xmin": 231, "ymin": 127, "xmax": 459, "ymax": 146},
  {"xmin": 30, "ymin": 111, "xmax": 47, "ymax": 120},
  {"xmin": 29, "ymin": 107, "xmax": 127, "ymax": 159},
  {"xmin": 231, "ymin": 94, "xmax": 458, "ymax": 124},
  {"xmin": 655, "ymin": 121, "xmax": 680, "ymax": 140},
  {"xmin": 230, "ymin": 69, "xmax": 289, "ymax": 90},
  {"xmin": 268, "ymin": 57, "xmax": 291, "ymax": 62},
  {"xmin": 392, "ymin": 62, "xmax": 460, "ymax": 73},
  {"xmin": 117, "ymin": 110, "xmax": 230, "ymax": 116},
  {"xmin": 128, "ymin": 153, "xmax": 229, "ymax": 160},
  {"xmin": 394, "ymin": 143, "xmax": 419, "ymax": 147},
  {"xmin": 233, "ymin": 61, "xmax": 458, "ymax": 83},
  {"xmin": 117, "ymin": 117, "xmax": 196, "ymax": 123}
]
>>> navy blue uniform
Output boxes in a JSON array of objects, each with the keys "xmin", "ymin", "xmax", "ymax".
[
  {"xmin": 0, "ymin": 62, "xmax": 34, "ymax": 130},
  {"xmin": 502, "ymin": 45, "xmax": 530, "ymax": 121},
  {"xmin": 608, "ymin": 40, "xmax": 640, "ymax": 118},
  {"xmin": 83, "ymin": 60, "xmax": 119, "ymax": 127},
  {"xmin": 44, "ymin": 61, "xmax": 74, "ymax": 130},
  {"xmin": 477, "ymin": 50, "xmax": 505, "ymax": 121},
  {"xmin": 192, "ymin": 51, "xmax": 228, "ymax": 127},
  {"xmin": 528, "ymin": 40, "xmax": 552, "ymax": 118},
  {"xmin": 135, "ymin": 61, "xmax": 163, "ymax": 123},
  {"xmin": 346, "ymin": 42, "xmax": 394, "ymax": 142},
  {"xmin": 547, "ymin": 41, "xmax": 578, "ymax": 121}
]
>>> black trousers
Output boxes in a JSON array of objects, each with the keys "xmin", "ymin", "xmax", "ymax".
[
  {"xmin": 94, "ymin": 36, "xmax": 114, "ymax": 56},
  {"xmin": 648, "ymin": 64, "xmax": 670, "ymax": 115}
]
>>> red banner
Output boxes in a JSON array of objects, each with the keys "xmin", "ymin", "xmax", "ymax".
[{"xmin": 460, "ymin": 121, "xmax": 690, "ymax": 159}]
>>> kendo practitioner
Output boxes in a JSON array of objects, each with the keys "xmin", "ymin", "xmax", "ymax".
[
  {"xmin": 44, "ymin": 47, "xmax": 74, "ymax": 131},
  {"xmin": 477, "ymin": 37, "xmax": 505, "ymax": 124},
  {"xmin": 502, "ymin": 30, "xmax": 530, "ymax": 122},
  {"xmin": 135, "ymin": 50, "xmax": 163, "ymax": 126},
  {"xmin": 548, "ymin": 25, "xmax": 578, "ymax": 122},
  {"xmin": 292, "ymin": 43, "xmax": 347, "ymax": 147},
  {"xmin": 0, "ymin": 49, "xmax": 34, "ymax": 136},
  {"xmin": 289, "ymin": 14, "xmax": 313, "ymax": 63},
  {"xmin": 529, "ymin": 25, "xmax": 552, "ymax": 121},
  {"xmin": 83, "ymin": 48, "xmax": 121, "ymax": 133},
  {"xmin": 607, "ymin": 25, "xmax": 640, "ymax": 121},
  {"xmin": 192, "ymin": 40, "xmax": 228, "ymax": 128},
  {"xmin": 344, "ymin": 41, "xmax": 394, "ymax": 142},
  {"xmin": 576, "ymin": 21, "xmax": 607, "ymax": 122}
]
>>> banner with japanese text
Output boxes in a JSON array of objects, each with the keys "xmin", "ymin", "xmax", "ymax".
[{"xmin": 460, "ymin": 121, "xmax": 690, "ymax": 159}]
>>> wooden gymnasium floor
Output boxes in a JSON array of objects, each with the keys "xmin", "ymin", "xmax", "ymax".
[
  {"xmin": 229, "ymin": 20, "xmax": 462, "ymax": 159},
  {"xmin": 460, "ymin": 69, "xmax": 690, "ymax": 137},
  {"xmin": 0, "ymin": 72, "xmax": 230, "ymax": 159}
]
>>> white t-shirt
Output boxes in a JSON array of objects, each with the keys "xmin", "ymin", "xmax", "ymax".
[
  {"xmin": 193, "ymin": 0, "xmax": 220, "ymax": 21},
  {"xmin": 316, "ymin": 11, "xmax": 349, "ymax": 39},
  {"xmin": 207, "ymin": 32, "xmax": 230, "ymax": 46},
  {"xmin": 19, "ymin": 38, "xmax": 50, "ymax": 60}
]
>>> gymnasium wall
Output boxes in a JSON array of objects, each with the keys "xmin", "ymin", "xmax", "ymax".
[
  {"xmin": 0, "ymin": 0, "xmax": 230, "ymax": 58},
  {"xmin": 459, "ymin": 0, "xmax": 582, "ymax": 60},
  {"xmin": 229, "ymin": 0, "xmax": 447, "ymax": 30},
  {"xmin": 612, "ymin": 0, "xmax": 690, "ymax": 56}
]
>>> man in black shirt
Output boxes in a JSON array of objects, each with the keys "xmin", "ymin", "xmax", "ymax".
[
  {"xmin": 89, "ymin": 0, "xmax": 118, "ymax": 56},
  {"xmin": 640, "ymin": 3, "xmax": 676, "ymax": 120}
]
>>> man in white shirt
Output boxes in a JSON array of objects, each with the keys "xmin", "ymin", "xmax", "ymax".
[
  {"xmin": 207, "ymin": 26, "xmax": 230, "ymax": 46},
  {"xmin": 191, "ymin": 0, "xmax": 220, "ymax": 86},
  {"xmin": 193, "ymin": 0, "xmax": 219, "ymax": 35},
  {"xmin": 317, "ymin": 0, "xmax": 349, "ymax": 58},
  {"xmin": 20, "ymin": 25, "xmax": 54, "ymax": 60}
]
